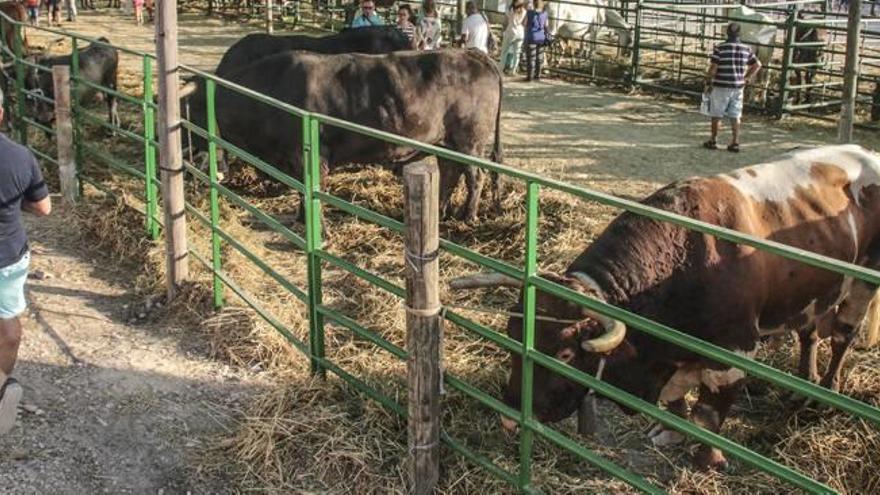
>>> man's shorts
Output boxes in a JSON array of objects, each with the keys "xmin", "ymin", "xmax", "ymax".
[
  {"xmin": 0, "ymin": 253, "xmax": 30, "ymax": 319},
  {"xmin": 707, "ymin": 86, "xmax": 744, "ymax": 121}
]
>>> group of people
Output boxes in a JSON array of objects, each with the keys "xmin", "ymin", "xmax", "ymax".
[
  {"xmin": 22, "ymin": 0, "xmax": 150, "ymax": 27},
  {"xmin": 23, "ymin": 0, "xmax": 76, "ymax": 26},
  {"xmin": 349, "ymin": 0, "xmax": 551, "ymax": 81}
]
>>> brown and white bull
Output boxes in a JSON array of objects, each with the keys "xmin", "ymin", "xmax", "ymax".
[{"xmin": 452, "ymin": 145, "xmax": 880, "ymax": 470}]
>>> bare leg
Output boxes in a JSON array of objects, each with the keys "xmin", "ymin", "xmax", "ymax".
[
  {"xmin": 710, "ymin": 118, "xmax": 720, "ymax": 142},
  {"xmin": 0, "ymin": 317, "xmax": 22, "ymax": 380},
  {"xmin": 730, "ymin": 118, "xmax": 741, "ymax": 146}
]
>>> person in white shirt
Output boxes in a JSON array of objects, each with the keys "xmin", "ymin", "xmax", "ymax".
[
  {"xmin": 500, "ymin": 0, "xmax": 527, "ymax": 74},
  {"xmin": 460, "ymin": 1, "xmax": 489, "ymax": 53}
]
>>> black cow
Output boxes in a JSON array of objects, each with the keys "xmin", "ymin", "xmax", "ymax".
[
  {"xmin": 217, "ymin": 26, "xmax": 412, "ymax": 70},
  {"xmin": 207, "ymin": 49, "xmax": 502, "ymax": 222},
  {"xmin": 181, "ymin": 26, "xmax": 412, "ymax": 160},
  {"xmin": 24, "ymin": 37, "xmax": 119, "ymax": 130}
]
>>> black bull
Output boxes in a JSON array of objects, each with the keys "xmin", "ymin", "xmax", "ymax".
[{"xmin": 186, "ymin": 49, "xmax": 503, "ymax": 222}]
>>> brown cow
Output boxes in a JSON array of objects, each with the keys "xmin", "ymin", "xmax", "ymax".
[
  {"xmin": 0, "ymin": 1, "xmax": 28, "ymax": 54},
  {"xmin": 452, "ymin": 145, "xmax": 880, "ymax": 470}
]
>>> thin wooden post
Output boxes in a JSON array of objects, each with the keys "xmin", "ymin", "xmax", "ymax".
[
  {"xmin": 52, "ymin": 66, "xmax": 77, "ymax": 205},
  {"xmin": 838, "ymin": 0, "xmax": 862, "ymax": 143},
  {"xmin": 777, "ymin": 6, "xmax": 798, "ymax": 119},
  {"xmin": 156, "ymin": 0, "xmax": 189, "ymax": 298},
  {"xmin": 629, "ymin": 0, "xmax": 642, "ymax": 90},
  {"xmin": 456, "ymin": 0, "xmax": 465, "ymax": 35},
  {"xmin": 404, "ymin": 161, "xmax": 441, "ymax": 495},
  {"xmin": 266, "ymin": 0, "xmax": 274, "ymax": 33}
]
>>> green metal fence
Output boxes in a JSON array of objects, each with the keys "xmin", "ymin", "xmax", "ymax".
[{"xmin": 3, "ymin": 12, "xmax": 880, "ymax": 494}]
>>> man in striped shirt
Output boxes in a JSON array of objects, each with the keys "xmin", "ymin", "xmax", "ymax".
[{"xmin": 703, "ymin": 23, "xmax": 761, "ymax": 153}]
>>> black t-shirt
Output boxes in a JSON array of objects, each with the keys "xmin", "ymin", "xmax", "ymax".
[{"xmin": 0, "ymin": 133, "xmax": 48, "ymax": 269}]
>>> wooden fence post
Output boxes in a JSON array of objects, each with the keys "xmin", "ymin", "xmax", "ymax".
[
  {"xmin": 52, "ymin": 65, "xmax": 77, "ymax": 206},
  {"xmin": 404, "ymin": 161, "xmax": 441, "ymax": 495},
  {"xmin": 838, "ymin": 0, "xmax": 862, "ymax": 143},
  {"xmin": 777, "ymin": 6, "xmax": 798, "ymax": 119},
  {"xmin": 156, "ymin": 0, "xmax": 189, "ymax": 299},
  {"xmin": 266, "ymin": 0, "xmax": 274, "ymax": 34}
]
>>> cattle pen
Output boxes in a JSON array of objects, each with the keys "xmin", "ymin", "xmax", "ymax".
[{"xmin": 2, "ymin": 3, "xmax": 880, "ymax": 495}]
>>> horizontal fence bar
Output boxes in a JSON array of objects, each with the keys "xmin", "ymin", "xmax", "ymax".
[
  {"xmin": 81, "ymin": 142, "xmax": 146, "ymax": 179},
  {"xmin": 181, "ymin": 121, "xmax": 305, "ymax": 194},
  {"xmin": 186, "ymin": 203, "xmax": 309, "ymax": 302},
  {"xmin": 21, "ymin": 116, "xmax": 57, "ymax": 137},
  {"xmin": 179, "ymin": 64, "xmax": 308, "ymax": 118},
  {"xmin": 78, "ymin": 109, "xmax": 153, "ymax": 145},
  {"xmin": 184, "ymin": 162, "xmax": 307, "ymax": 250},
  {"xmin": 27, "ymin": 145, "xmax": 59, "ymax": 167}
]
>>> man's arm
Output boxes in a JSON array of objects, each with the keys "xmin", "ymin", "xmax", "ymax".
[
  {"xmin": 744, "ymin": 59, "xmax": 762, "ymax": 84},
  {"xmin": 22, "ymin": 197, "xmax": 51, "ymax": 217},
  {"xmin": 706, "ymin": 62, "xmax": 717, "ymax": 90}
]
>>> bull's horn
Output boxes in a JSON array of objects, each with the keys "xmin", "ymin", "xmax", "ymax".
[
  {"xmin": 178, "ymin": 80, "xmax": 199, "ymax": 99},
  {"xmin": 1, "ymin": 61, "xmax": 13, "ymax": 70},
  {"xmin": 449, "ymin": 273, "xmax": 522, "ymax": 290},
  {"xmin": 581, "ymin": 311, "xmax": 626, "ymax": 354}
]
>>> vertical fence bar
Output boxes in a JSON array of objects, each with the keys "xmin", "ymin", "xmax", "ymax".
[
  {"xmin": 838, "ymin": 0, "xmax": 862, "ymax": 143},
  {"xmin": 13, "ymin": 23, "xmax": 25, "ymax": 146},
  {"xmin": 206, "ymin": 79, "xmax": 224, "ymax": 309},
  {"xmin": 777, "ymin": 6, "xmax": 798, "ymax": 118},
  {"xmin": 143, "ymin": 55, "xmax": 159, "ymax": 240},
  {"xmin": 303, "ymin": 114, "xmax": 325, "ymax": 376},
  {"xmin": 518, "ymin": 181, "xmax": 540, "ymax": 492},
  {"xmin": 71, "ymin": 38, "xmax": 84, "ymax": 195},
  {"xmin": 403, "ymin": 160, "xmax": 441, "ymax": 495},
  {"xmin": 629, "ymin": 0, "xmax": 642, "ymax": 90}
]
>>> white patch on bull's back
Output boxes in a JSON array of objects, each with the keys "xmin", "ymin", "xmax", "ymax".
[{"xmin": 720, "ymin": 145, "xmax": 880, "ymax": 205}]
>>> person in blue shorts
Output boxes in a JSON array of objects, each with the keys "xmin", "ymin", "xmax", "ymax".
[{"xmin": 0, "ymin": 86, "xmax": 51, "ymax": 435}]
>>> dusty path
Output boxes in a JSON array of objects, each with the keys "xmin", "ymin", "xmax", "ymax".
[{"xmin": 0, "ymin": 202, "xmax": 262, "ymax": 493}]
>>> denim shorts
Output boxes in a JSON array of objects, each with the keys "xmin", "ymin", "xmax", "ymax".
[
  {"xmin": 0, "ymin": 252, "xmax": 30, "ymax": 319},
  {"xmin": 707, "ymin": 86, "xmax": 744, "ymax": 121}
]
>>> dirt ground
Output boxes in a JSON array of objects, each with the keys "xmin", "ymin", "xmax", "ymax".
[
  {"xmin": 0, "ymin": 204, "xmax": 268, "ymax": 493},
  {"xmin": 12, "ymin": 7, "xmax": 880, "ymax": 495}
]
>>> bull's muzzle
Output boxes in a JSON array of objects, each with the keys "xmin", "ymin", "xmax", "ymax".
[{"xmin": 500, "ymin": 415, "xmax": 519, "ymax": 433}]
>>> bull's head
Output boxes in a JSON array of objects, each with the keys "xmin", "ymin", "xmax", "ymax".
[{"xmin": 450, "ymin": 272, "xmax": 644, "ymax": 429}]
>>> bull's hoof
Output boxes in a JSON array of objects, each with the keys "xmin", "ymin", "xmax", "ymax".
[
  {"xmin": 694, "ymin": 446, "xmax": 729, "ymax": 472},
  {"xmin": 647, "ymin": 423, "xmax": 685, "ymax": 447}
]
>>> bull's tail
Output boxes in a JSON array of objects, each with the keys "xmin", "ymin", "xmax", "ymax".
[
  {"xmin": 489, "ymin": 65, "xmax": 504, "ymax": 208},
  {"xmin": 857, "ymin": 289, "xmax": 880, "ymax": 348}
]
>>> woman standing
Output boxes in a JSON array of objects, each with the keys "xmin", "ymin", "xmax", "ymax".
[
  {"xmin": 417, "ymin": 0, "xmax": 442, "ymax": 50},
  {"xmin": 500, "ymin": 0, "xmax": 526, "ymax": 75},
  {"xmin": 524, "ymin": 0, "xmax": 548, "ymax": 81},
  {"xmin": 397, "ymin": 4, "xmax": 417, "ymax": 48}
]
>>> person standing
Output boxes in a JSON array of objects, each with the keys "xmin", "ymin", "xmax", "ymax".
[
  {"xmin": 396, "ymin": 4, "xmax": 417, "ymax": 48},
  {"xmin": 0, "ymin": 87, "xmax": 51, "ymax": 436},
  {"xmin": 65, "ymin": 0, "xmax": 77, "ymax": 22},
  {"xmin": 500, "ymin": 0, "xmax": 527, "ymax": 75},
  {"xmin": 350, "ymin": 0, "xmax": 384, "ymax": 28},
  {"xmin": 703, "ymin": 22, "xmax": 761, "ymax": 153},
  {"xmin": 134, "ymin": 0, "xmax": 144, "ymax": 25},
  {"xmin": 417, "ymin": 0, "xmax": 442, "ymax": 50},
  {"xmin": 524, "ymin": 0, "xmax": 548, "ymax": 81},
  {"xmin": 460, "ymin": 1, "xmax": 489, "ymax": 53},
  {"xmin": 25, "ymin": 0, "xmax": 39, "ymax": 26}
]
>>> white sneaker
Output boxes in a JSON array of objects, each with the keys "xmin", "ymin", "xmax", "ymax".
[{"xmin": 0, "ymin": 378, "xmax": 23, "ymax": 435}]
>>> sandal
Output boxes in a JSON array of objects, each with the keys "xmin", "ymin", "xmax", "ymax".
[
  {"xmin": 703, "ymin": 140, "xmax": 718, "ymax": 150},
  {"xmin": 727, "ymin": 143, "xmax": 740, "ymax": 153},
  {"xmin": 0, "ymin": 378, "xmax": 22, "ymax": 435}
]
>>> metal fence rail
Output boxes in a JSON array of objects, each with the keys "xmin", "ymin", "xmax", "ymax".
[{"xmin": 3, "ymin": 8, "xmax": 880, "ymax": 494}]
